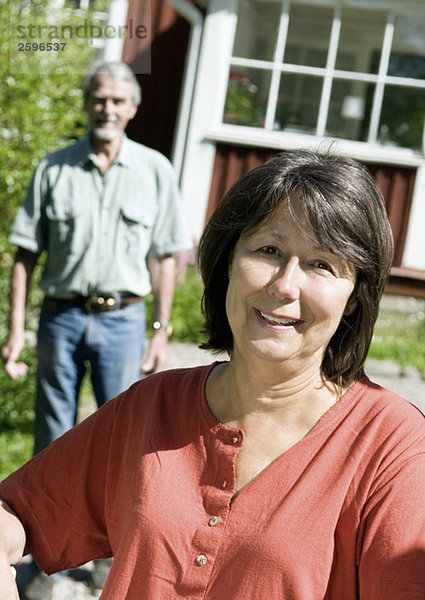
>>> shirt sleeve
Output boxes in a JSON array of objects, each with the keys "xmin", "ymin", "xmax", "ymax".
[
  {"xmin": 9, "ymin": 159, "xmax": 48, "ymax": 254},
  {"xmin": 357, "ymin": 452, "xmax": 425, "ymax": 599},
  {"xmin": 0, "ymin": 398, "xmax": 120, "ymax": 574}
]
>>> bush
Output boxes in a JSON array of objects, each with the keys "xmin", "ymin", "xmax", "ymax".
[
  {"xmin": 0, "ymin": 0, "xmax": 98, "ymax": 478},
  {"xmin": 145, "ymin": 265, "xmax": 205, "ymax": 344}
]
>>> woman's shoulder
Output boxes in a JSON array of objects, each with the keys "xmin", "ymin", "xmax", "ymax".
[
  {"xmin": 129, "ymin": 363, "xmax": 218, "ymax": 395},
  {"xmin": 112, "ymin": 363, "xmax": 221, "ymax": 420},
  {"xmin": 354, "ymin": 376, "xmax": 424, "ymax": 422},
  {"xmin": 344, "ymin": 376, "xmax": 425, "ymax": 456}
]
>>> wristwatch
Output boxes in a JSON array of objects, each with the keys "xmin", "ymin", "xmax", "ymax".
[{"xmin": 152, "ymin": 321, "xmax": 173, "ymax": 335}]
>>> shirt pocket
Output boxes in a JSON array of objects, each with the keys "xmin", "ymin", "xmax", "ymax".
[
  {"xmin": 45, "ymin": 200, "xmax": 89, "ymax": 255},
  {"xmin": 119, "ymin": 203, "xmax": 156, "ymax": 257}
]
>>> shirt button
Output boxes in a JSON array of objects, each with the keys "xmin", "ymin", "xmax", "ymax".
[
  {"xmin": 209, "ymin": 516, "xmax": 219, "ymax": 527},
  {"xmin": 195, "ymin": 554, "xmax": 208, "ymax": 566}
]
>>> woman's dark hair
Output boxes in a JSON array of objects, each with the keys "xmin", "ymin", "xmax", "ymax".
[{"xmin": 197, "ymin": 150, "xmax": 394, "ymax": 387}]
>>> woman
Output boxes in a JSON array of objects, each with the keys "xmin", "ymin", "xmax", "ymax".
[{"xmin": 1, "ymin": 150, "xmax": 425, "ymax": 599}]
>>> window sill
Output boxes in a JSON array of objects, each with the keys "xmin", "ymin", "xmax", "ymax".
[
  {"xmin": 387, "ymin": 267, "xmax": 425, "ymax": 299},
  {"xmin": 205, "ymin": 125, "xmax": 425, "ymax": 168}
]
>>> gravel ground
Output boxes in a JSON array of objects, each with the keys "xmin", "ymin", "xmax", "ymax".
[{"xmin": 16, "ymin": 343, "xmax": 425, "ymax": 598}]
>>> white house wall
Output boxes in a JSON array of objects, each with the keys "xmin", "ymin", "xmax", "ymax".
[
  {"xmin": 178, "ymin": 0, "xmax": 238, "ymax": 241},
  {"xmin": 178, "ymin": 0, "xmax": 425, "ymax": 273},
  {"xmin": 402, "ymin": 166, "xmax": 425, "ymax": 271}
]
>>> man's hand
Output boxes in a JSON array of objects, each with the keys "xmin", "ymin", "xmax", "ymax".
[
  {"xmin": 1, "ymin": 339, "xmax": 28, "ymax": 380},
  {"xmin": 141, "ymin": 329, "xmax": 168, "ymax": 375}
]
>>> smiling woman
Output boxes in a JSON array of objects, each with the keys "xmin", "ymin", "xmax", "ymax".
[{"xmin": 1, "ymin": 150, "xmax": 425, "ymax": 600}]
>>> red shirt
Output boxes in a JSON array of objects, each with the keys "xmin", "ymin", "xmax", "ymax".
[{"xmin": 2, "ymin": 364, "xmax": 425, "ymax": 599}]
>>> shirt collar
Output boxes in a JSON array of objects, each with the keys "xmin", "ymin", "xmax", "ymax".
[{"xmin": 81, "ymin": 134, "xmax": 132, "ymax": 169}]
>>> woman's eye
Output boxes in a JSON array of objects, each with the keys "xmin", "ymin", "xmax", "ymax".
[
  {"xmin": 315, "ymin": 261, "xmax": 333, "ymax": 273},
  {"xmin": 260, "ymin": 246, "xmax": 279, "ymax": 255}
]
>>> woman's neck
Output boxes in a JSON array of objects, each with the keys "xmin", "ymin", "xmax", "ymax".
[{"xmin": 207, "ymin": 356, "xmax": 341, "ymax": 428}]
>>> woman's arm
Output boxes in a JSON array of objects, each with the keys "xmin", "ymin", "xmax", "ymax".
[
  {"xmin": 0, "ymin": 498, "xmax": 26, "ymax": 599},
  {"xmin": 358, "ymin": 454, "xmax": 425, "ymax": 598}
]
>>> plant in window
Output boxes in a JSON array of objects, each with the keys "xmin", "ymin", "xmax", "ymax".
[{"xmin": 224, "ymin": 72, "xmax": 263, "ymax": 127}]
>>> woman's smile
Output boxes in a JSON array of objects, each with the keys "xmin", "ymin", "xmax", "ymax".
[{"xmin": 253, "ymin": 308, "xmax": 304, "ymax": 330}]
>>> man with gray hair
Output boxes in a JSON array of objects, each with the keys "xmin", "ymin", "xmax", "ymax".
[
  {"xmin": 4, "ymin": 60, "xmax": 190, "ymax": 445},
  {"xmin": 2, "ymin": 59, "xmax": 190, "ymax": 598}
]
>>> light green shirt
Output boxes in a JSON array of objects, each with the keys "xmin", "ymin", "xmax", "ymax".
[{"xmin": 10, "ymin": 136, "xmax": 190, "ymax": 297}]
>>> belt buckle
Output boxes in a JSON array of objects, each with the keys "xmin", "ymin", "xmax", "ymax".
[{"xmin": 85, "ymin": 295, "xmax": 116, "ymax": 313}]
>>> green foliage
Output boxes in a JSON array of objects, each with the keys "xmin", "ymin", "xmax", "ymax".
[
  {"xmin": 0, "ymin": 430, "xmax": 33, "ymax": 481},
  {"xmin": 223, "ymin": 75, "xmax": 264, "ymax": 127},
  {"xmin": 0, "ymin": 348, "xmax": 36, "ymax": 432},
  {"xmin": 169, "ymin": 266, "xmax": 205, "ymax": 343},
  {"xmin": 145, "ymin": 265, "xmax": 205, "ymax": 344},
  {"xmin": 0, "ymin": 0, "xmax": 100, "ymax": 241},
  {"xmin": 0, "ymin": 0, "xmax": 100, "ymax": 477},
  {"xmin": 369, "ymin": 296, "xmax": 425, "ymax": 374}
]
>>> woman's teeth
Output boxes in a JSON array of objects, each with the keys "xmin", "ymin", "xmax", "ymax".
[{"xmin": 258, "ymin": 310, "xmax": 300, "ymax": 326}]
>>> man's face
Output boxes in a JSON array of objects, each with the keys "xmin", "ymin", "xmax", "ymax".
[{"xmin": 84, "ymin": 75, "xmax": 138, "ymax": 143}]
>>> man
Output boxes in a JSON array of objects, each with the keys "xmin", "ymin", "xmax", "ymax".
[
  {"xmin": 2, "ymin": 60, "xmax": 190, "ymax": 598},
  {"xmin": 2, "ymin": 60, "xmax": 190, "ymax": 453}
]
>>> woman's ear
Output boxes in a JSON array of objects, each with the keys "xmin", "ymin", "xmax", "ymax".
[{"xmin": 344, "ymin": 295, "xmax": 358, "ymax": 316}]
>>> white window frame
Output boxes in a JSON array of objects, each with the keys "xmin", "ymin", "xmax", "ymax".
[{"xmin": 205, "ymin": 0, "xmax": 425, "ymax": 167}]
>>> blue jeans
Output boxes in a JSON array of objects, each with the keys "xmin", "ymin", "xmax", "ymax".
[{"xmin": 34, "ymin": 297, "xmax": 145, "ymax": 454}]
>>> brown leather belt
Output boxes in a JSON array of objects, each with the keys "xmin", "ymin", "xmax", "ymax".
[{"xmin": 46, "ymin": 294, "xmax": 144, "ymax": 314}]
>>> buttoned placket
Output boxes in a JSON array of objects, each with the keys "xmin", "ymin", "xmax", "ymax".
[
  {"xmin": 180, "ymin": 425, "xmax": 244, "ymax": 597},
  {"xmin": 90, "ymin": 162, "xmax": 121, "ymax": 292}
]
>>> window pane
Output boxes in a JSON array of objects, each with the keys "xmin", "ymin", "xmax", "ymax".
[
  {"xmin": 232, "ymin": 0, "xmax": 282, "ymax": 62},
  {"xmin": 379, "ymin": 86, "xmax": 425, "ymax": 150},
  {"xmin": 274, "ymin": 73, "xmax": 322, "ymax": 133},
  {"xmin": 336, "ymin": 8, "xmax": 387, "ymax": 74},
  {"xmin": 326, "ymin": 80, "xmax": 372, "ymax": 142},
  {"xmin": 285, "ymin": 4, "xmax": 333, "ymax": 68},
  {"xmin": 389, "ymin": 15, "xmax": 425, "ymax": 79},
  {"xmin": 223, "ymin": 67, "xmax": 271, "ymax": 127}
]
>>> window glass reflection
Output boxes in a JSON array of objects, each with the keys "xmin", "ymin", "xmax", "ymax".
[
  {"xmin": 233, "ymin": 0, "xmax": 282, "ymax": 62},
  {"xmin": 336, "ymin": 8, "xmax": 386, "ymax": 74},
  {"xmin": 285, "ymin": 4, "xmax": 332, "ymax": 68},
  {"xmin": 389, "ymin": 15, "xmax": 425, "ymax": 79},
  {"xmin": 326, "ymin": 80, "xmax": 372, "ymax": 141},
  {"xmin": 379, "ymin": 86, "xmax": 425, "ymax": 149},
  {"xmin": 275, "ymin": 73, "xmax": 322, "ymax": 133}
]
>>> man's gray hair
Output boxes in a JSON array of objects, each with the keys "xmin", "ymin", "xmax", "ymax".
[{"xmin": 82, "ymin": 61, "xmax": 142, "ymax": 106}]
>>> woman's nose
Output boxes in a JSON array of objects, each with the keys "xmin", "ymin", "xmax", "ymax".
[{"xmin": 267, "ymin": 257, "xmax": 301, "ymax": 301}]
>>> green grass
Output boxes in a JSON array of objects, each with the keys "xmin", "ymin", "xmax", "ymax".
[
  {"xmin": 0, "ymin": 271, "xmax": 424, "ymax": 480},
  {"xmin": 369, "ymin": 295, "xmax": 425, "ymax": 374},
  {"xmin": 0, "ymin": 431, "xmax": 33, "ymax": 481}
]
